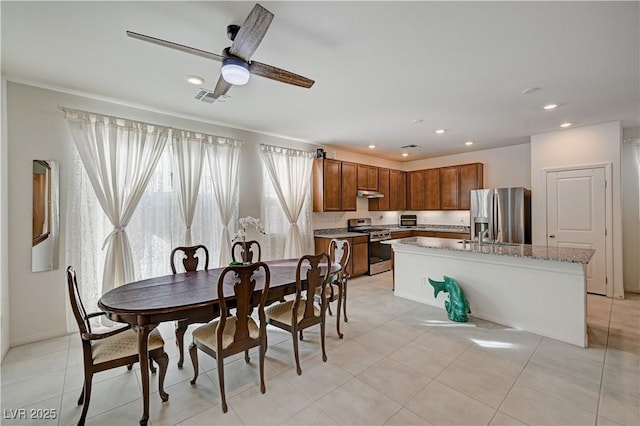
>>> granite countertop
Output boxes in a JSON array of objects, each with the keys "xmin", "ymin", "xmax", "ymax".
[
  {"xmin": 386, "ymin": 236, "xmax": 595, "ymax": 264},
  {"xmin": 314, "ymin": 224, "xmax": 470, "ymax": 238}
]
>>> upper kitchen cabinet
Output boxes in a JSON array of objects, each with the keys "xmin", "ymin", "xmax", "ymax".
[
  {"xmin": 313, "ymin": 159, "xmax": 357, "ymax": 212},
  {"xmin": 440, "ymin": 163, "xmax": 483, "ymax": 210},
  {"xmin": 425, "ymin": 168, "xmax": 441, "ymax": 210},
  {"xmin": 369, "ymin": 168, "xmax": 390, "ymax": 211},
  {"xmin": 407, "ymin": 170, "xmax": 425, "ymax": 210},
  {"xmin": 389, "ymin": 170, "xmax": 406, "ymax": 211},
  {"xmin": 357, "ymin": 164, "xmax": 378, "ymax": 191},
  {"xmin": 458, "ymin": 163, "xmax": 483, "ymax": 210}
]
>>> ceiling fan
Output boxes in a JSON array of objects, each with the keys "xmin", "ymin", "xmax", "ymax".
[{"xmin": 126, "ymin": 3, "xmax": 314, "ymax": 101}]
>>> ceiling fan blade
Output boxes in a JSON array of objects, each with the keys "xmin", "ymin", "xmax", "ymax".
[
  {"xmin": 229, "ymin": 4, "xmax": 274, "ymax": 62},
  {"xmin": 126, "ymin": 31, "xmax": 224, "ymax": 62},
  {"xmin": 249, "ymin": 61, "xmax": 315, "ymax": 88},
  {"xmin": 213, "ymin": 75, "xmax": 233, "ymax": 98}
]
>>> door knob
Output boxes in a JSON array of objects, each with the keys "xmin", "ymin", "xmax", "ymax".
[{"xmin": 549, "ymin": 234, "xmax": 556, "ymax": 238}]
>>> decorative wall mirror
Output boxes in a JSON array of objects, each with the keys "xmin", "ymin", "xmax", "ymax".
[{"xmin": 32, "ymin": 160, "xmax": 59, "ymax": 272}]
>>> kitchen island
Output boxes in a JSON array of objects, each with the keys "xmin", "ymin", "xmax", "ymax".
[{"xmin": 390, "ymin": 237, "xmax": 595, "ymax": 347}]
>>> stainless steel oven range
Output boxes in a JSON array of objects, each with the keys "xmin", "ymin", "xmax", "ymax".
[{"xmin": 347, "ymin": 218, "xmax": 392, "ymax": 275}]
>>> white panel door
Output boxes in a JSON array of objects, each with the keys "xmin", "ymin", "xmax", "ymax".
[{"xmin": 546, "ymin": 168, "xmax": 606, "ymax": 295}]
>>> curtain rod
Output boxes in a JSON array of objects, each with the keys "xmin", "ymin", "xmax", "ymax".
[{"xmin": 58, "ymin": 106, "xmax": 243, "ymax": 142}]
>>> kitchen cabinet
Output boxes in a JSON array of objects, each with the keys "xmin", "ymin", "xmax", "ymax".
[
  {"xmin": 314, "ymin": 235, "xmax": 368, "ymax": 278},
  {"xmin": 440, "ymin": 163, "xmax": 483, "ymax": 210},
  {"xmin": 458, "ymin": 163, "xmax": 483, "ymax": 210},
  {"xmin": 412, "ymin": 230, "xmax": 470, "ymax": 240},
  {"xmin": 357, "ymin": 164, "xmax": 378, "ymax": 191},
  {"xmin": 370, "ymin": 169, "xmax": 406, "ymax": 211},
  {"xmin": 425, "ymin": 168, "xmax": 440, "ymax": 210},
  {"xmin": 390, "ymin": 230, "xmax": 412, "ymax": 239},
  {"xmin": 407, "ymin": 170, "xmax": 425, "ymax": 210},
  {"xmin": 406, "ymin": 163, "xmax": 482, "ymax": 211},
  {"xmin": 313, "ymin": 159, "xmax": 357, "ymax": 212},
  {"xmin": 368, "ymin": 168, "xmax": 389, "ymax": 211}
]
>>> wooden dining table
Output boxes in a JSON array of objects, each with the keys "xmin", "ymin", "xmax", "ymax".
[{"xmin": 98, "ymin": 258, "xmax": 340, "ymax": 425}]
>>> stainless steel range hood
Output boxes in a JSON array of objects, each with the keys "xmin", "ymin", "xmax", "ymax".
[{"xmin": 357, "ymin": 190, "xmax": 384, "ymax": 199}]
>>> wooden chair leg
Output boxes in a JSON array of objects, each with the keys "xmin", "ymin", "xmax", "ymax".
[
  {"xmin": 77, "ymin": 387, "xmax": 85, "ymax": 405},
  {"xmin": 336, "ymin": 284, "xmax": 344, "ymax": 339},
  {"xmin": 259, "ymin": 336, "xmax": 266, "ymax": 394},
  {"xmin": 175, "ymin": 322, "xmax": 187, "ymax": 368},
  {"xmin": 154, "ymin": 351, "xmax": 170, "ymax": 402},
  {"xmin": 127, "ymin": 363, "xmax": 133, "ymax": 370},
  {"xmin": 299, "ymin": 329, "xmax": 304, "ymax": 341},
  {"xmin": 245, "ymin": 349, "xmax": 250, "ymax": 363},
  {"xmin": 292, "ymin": 326, "xmax": 302, "ymax": 376},
  {"xmin": 327, "ymin": 303, "xmax": 333, "ymax": 316},
  {"xmin": 149, "ymin": 359, "xmax": 156, "ymax": 374},
  {"xmin": 217, "ymin": 356, "xmax": 228, "ymax": 413},
  {"xmin": 343, "ymin": 279, "xmax": 349, "ymax": 322},
  {"xmin": 320, "ymin": 320, "xmax": 327, "ymax": 363},
  {"xmin": 78, "ymin": 373, "xmax": 93, "ymax": 426},
  {"xmin": 189, "ymin": 343, "xmax": 199, "ymax": 385}
]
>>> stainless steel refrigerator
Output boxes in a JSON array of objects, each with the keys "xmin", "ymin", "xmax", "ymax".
[{"xmin": 470, "ymin": 187, "xmax": 531, "ymax": 244}]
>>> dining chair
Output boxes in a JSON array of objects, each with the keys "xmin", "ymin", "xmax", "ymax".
[
  {"xmin": 316, "ymin": 239, "xmax": 350, "ymax": 338},
  {"xmin": 231, "ymin": 240, "xmax": 262, "ymax": 263},
  {"xmin": 266, "ymin": 253, "xmax": 331, "ymax": 375},
  {"xmin": 170, "ymin": 244, "xmax": 212, "ymax": 368},
  {"xmin": 189, "ymin": 262, "xmax": 271, "ymax": 413},
  {"xmin": 66, "ymin": 266, "xmax": 169, "ymax": 426}
]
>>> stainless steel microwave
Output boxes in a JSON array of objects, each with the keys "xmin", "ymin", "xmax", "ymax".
[{"xmin": 399, "ymin": 214, "xmax": 417, "ymax": 227}]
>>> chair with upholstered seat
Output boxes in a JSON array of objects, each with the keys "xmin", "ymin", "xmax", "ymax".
[
  {"xmin": 189, "ymin": 262, "xmax": 270, "ymax": 413},
  {"xmin": 66, "ymin": 266, "xmax": 169, "ymax": 426},
  {"xmin": 266, "ymin": 253, "xmax": 331, "ymax": 375},
  {"xmin": 315, "ymin": 239, "xmax": 350, "ymax": 338},
  {"xmin": 231, "ymin": 240, "xmax": 261, "ymax": 263},
  {"xmin": 170, "ymin": 244, "xmax": 211, "ymax": 368}
]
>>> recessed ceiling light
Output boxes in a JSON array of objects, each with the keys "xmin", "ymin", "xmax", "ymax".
[
  {"xmin": 402, "ymin": 152, "xmax": 409, "ymax": 157},
  {"xmin": 435, "ymin": 129, "xmax": 446, "ymax": 134},
  {"xmin": 412, "ymin": 119, "xmax": 424, "ymax": 124},
  {"xmin": 186, "ymin": 75, "xmax": 205, "ymax": 85},
  {"xmin": 465, "ymin": 141, "xmax": 474, "ymax": 146},
  {"xmin": 368, "ymin": 144, "xmax": 376, "ymax": 149},
  {"xmin": 522, "ymin": 87, "xmax": 541, "ymax": 95},
  {"xmin": 560, "ymin": 122, "xmax": 572, "ymax": 128},
  {"xmin": 543, "ymin": 104, "xmax": 558, "ymax": 110}
]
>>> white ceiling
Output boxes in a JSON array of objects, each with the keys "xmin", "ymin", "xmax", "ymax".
[{"xmin": 2, "ymin": 1, "xmax": 639, "ymax": 161}]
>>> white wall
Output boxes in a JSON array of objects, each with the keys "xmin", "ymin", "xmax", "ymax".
[
  {"xmin": 622, "ymin": 127, "xmax": 640, "ymax": 293},
  {"xmin": 313, "ymin": 143, "xmax": 531, "ymax": 230},
  {"xmin": 1, "ymin": 78, "xmax": 10, "ymax": 360},
  {"xmin": 530, "ymin": 121, "xmax": 623, "ymax": 299},
  {"xmin": 5, "ymin": 81, "xmax": 319, "ymax": 346}
]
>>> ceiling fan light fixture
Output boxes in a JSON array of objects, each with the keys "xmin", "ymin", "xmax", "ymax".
[{"xmin": 221, "ymin": 57, "xmax": 250, "ymax": 85}]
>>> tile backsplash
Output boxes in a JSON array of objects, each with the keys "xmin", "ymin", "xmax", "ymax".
[{"xmin": 312, "ymin": 198, "xmax": 471, "ymax": 229}]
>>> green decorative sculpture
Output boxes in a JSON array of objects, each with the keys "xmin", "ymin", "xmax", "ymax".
[{"xmin": 428, "ymin": 276, "xmax": 471, "ymax": 322}]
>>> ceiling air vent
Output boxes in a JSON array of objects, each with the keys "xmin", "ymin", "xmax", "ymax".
[
  {"xmin": 400, "ymin": 144, "xmax": 419, "ymax": 149},
  {"xmin": 194, "ymin": 90, "xmax": 228, "ymax": 104}
]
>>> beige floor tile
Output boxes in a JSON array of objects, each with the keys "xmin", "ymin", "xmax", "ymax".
[
  {"xmin": 281, "ymin": 356, "xmax": 352, "ymax": 400},
  {"xmin": 458, "ymin": 345, "xmax": 529, "ymax": 378},
  {"xmin": 2, "ymin": 336, "xmax": 69, "ymax": 365},
  {"xmin": 435, "ymin": 358, "xmax": 519, "ymax": 409},
  {"xmin": 388, "ymin": 340, "xmax": 455, "ymax": 378},
  {"xmin": 353, "ymin": 325, "xmax": 413, "ymax": 357},
  {"xmin": 588, "ymin": 306, "xmax": 612, "ymax": 322},
  {"xmin": 596, "ymin": 415, "xmax": 623, "ymax": 425},
  {"xmin": 64, "ymin": 362, "xmax": 134, "ymax": 394},
  {"xmin": 587, "ymin": 294, "xmax": 613, "ymax": 310},
  {"xmin": 500, "ymin": 383, "xmax": 596, "ymax": 425},
  {"xmin": 202, "ymin": 355, "xmax": 279, "ymax": 401},
  {"xmin": 602, "ymin": 363, "xmax": 640, "ymax": 398},
  {"xmin": 598, "ymin": 385, "xmax": 640, "ymax": 425},
  {"xmin": 316, "ymin": 377, "xmax": 401, "ymax": 425},
  {"xmin": 516, "ymin": 360, "xmax": 601, "ymax": 414},
  {"xmin": 605, "ymin": 347, "xmax": 640, "ymax": 373},
  {"xmin": 1, "ymin": 369, "xmax": 66, "ymax": 410},
  {"xmin": 357, "ymin": 357, "xmax": 432, "ymax": 405},
  {"xmin": 0, "ymin": 349, "xmax": 68, "ymax": 387},
  {"xmin": 57, "ymin": 371, "xmax": 143, "ymax": 426},
  {"xmin": 413, "ymin": 326, "xmax": 482, "ymax": 358},
  {"xmin": 177, "ymin": 405, "xmax": 244, "ymax": 425},
  {"xmin": 405, "ymin": 381, "xmax": 496, "ymax": 426},
  {"xmin": 489, "ymin": 411, "xmax": 526, "ymax": 425},
  {"xmin": 228, "ymin": 375, "xmax": 311, "ymax": 425},
  {"xmin": 325, "ymin": 340, "xmax": 385, "ymax": 375},
  {"xmin": 280, "ymin": 403, "xmax": 338, "ymax": 425},
  {"xmin": 384, "ymin": 407, "xmax": 433, "ymax": 425},
  {"xmin": 530, "ymin": 340, "xmax": 604, "ymax": 384},
  {"xmin": 607, "ymin": 330, "xmax": 640, "ymax": 355},
  {"xmin": 611, "ymin": 301, "xmax": 640, "ymax": 316},
  {"xmin": 610, "ymin": 311, "xmax": 640, "ymax": 328}
]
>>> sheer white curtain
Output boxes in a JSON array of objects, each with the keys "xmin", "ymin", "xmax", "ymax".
[
  {"xmin": 64, "ymin": 109, "xmax": 169, "ymax": 295},
  {"xmin": 206, "ymin": 137, "xmax": 242, "ymax": 266},
  {"xmin": 171, "ymin": 131, "xmax": 207, "ymax": 245},
  {"xmin": 260, "ymin": 144, "xmax": 315, "ymax": 259}
]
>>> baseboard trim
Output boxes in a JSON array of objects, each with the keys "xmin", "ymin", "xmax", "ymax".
[{"xmin": 10, "ymin": 328, "xmax": 70, "ymax": 347}]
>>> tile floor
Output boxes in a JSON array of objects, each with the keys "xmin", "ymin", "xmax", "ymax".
[{"xmin": 1, "ymin": 272, "xmax": 639, "ymax": 425}]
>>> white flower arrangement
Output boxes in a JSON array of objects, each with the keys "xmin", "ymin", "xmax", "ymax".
[{"xmin": 232, "ymin": 216, "xmax": 266, "ymax": 242}]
